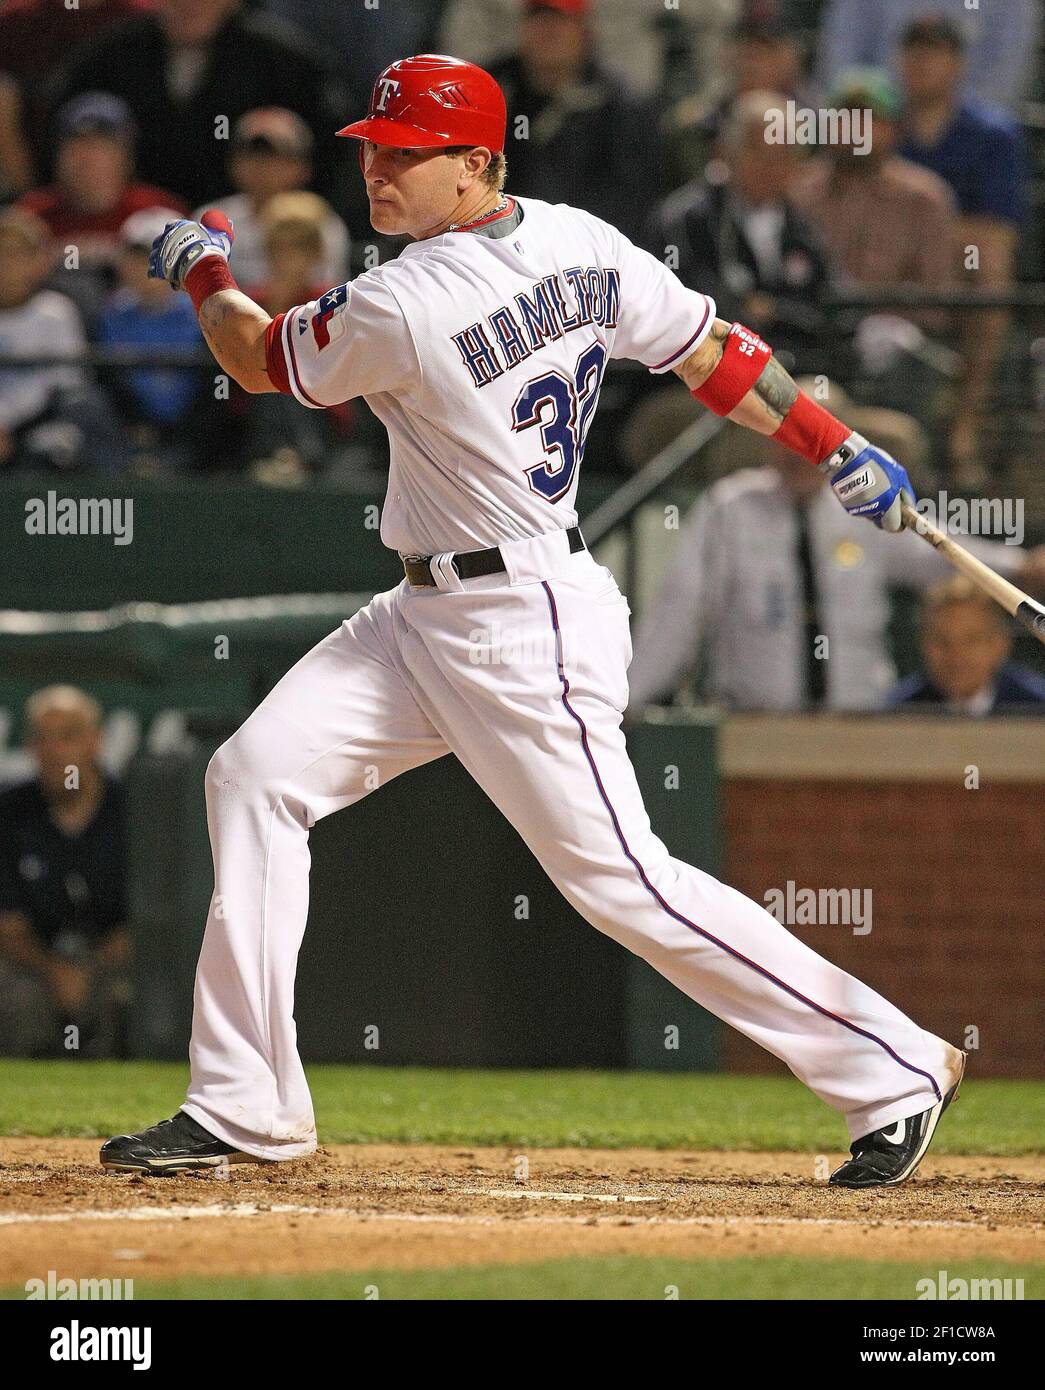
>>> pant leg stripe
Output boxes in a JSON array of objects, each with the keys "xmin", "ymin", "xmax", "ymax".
[{"xmin": 540, "ymin": 581, "xmax": 941, "ymax": 1103}]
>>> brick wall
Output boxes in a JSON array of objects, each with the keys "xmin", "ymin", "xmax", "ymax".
[{"xmin": 720, "ymin": 778, "xmax": 1045, "ymax": 1079}]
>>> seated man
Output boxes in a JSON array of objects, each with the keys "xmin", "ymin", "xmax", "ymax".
[
  {"xmin": 0, "ymin": 687, "xmax": 129, "ymax": 1057},
  {"xmin": 890, "ymin": 577, "xmax": 1045, "ymax": 714}
]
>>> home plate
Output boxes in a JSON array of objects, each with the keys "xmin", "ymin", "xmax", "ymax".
[{"xmin": 479, "ymin": 1189, "xmax": 659, "ymax": 1203}]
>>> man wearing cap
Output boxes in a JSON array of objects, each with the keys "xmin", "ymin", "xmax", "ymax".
[
  {"xmin": 195, "ymin": 108, "xmax": 350, "ymax": 289},
  {"xmin": 792, "ymin": 66, "xmax": 957, "ymax": 422},
  {"xmin": 18, "ymin": 93, "xmax": 186, "ymax": 320}
]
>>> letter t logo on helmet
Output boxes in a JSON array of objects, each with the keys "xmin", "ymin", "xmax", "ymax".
[
  {"xmin": 373, "ymin": 78, "xmax": 402, "ymax": 114},
  {"xmin": 337, "ymin": 53, "xmax": 507, "ymax": 156}
]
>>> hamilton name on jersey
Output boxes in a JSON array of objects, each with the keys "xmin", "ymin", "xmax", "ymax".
[{"xmin": 450, "ymin": 265, "xmax": 620, "ymax": 389}]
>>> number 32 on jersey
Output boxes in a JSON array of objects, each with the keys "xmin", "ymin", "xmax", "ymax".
[{"xmin": 511, "ymin": 341, "xmax": 607, "ymax": 502}]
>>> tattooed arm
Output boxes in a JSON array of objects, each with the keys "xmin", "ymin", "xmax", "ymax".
[
  {"xmin": 672, "ymin": 317, "xmax": 798, "ymax": 436},
  {"xmin": 197, "ymin": 291, "xmax": 275, "ymax": 395}
]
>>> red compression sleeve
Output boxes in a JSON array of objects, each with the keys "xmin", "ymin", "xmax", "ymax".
[
  {"xmin": 690, "ymin": 322, "xmax": 771, "ymax": 415},
  {"xmin": 184, "ymin": 255, "xmax": 238, "ymax": 314},
  {"xmin": 773, "ymin": 391, "xmax": 850, "ymax": 466},
  {"xmin": 264, "ymin": 313, "xmax": 291, "ymax": 394}
]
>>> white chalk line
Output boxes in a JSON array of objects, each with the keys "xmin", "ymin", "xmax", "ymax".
[{"xmin": 0, "ymin": 1199, "xmax": 1020, "ymax": 1234}]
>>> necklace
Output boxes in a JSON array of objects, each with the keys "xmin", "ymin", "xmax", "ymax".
[{"xmin": 448, "ymin": 197, "xmax": 509, "ymax": 232}]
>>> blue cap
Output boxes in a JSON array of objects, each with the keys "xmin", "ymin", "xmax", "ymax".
[{"xmin": 57, "ymin": 91, "xmax": 137, "ymax": 144}]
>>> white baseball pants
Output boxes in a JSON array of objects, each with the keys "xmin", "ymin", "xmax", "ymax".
[{"xmin": 183, "ymin": 530, "xmax": 959, "ymax": 1159}]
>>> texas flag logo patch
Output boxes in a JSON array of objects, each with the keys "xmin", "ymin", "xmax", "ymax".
[{"xmin": 305, "ymin": 284, "xmax": 348, "ymax": 350}]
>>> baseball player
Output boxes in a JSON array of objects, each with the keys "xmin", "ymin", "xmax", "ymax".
[{"xmin": 102, "ymin": 56, "xmax": 964, "ymax": 1187}]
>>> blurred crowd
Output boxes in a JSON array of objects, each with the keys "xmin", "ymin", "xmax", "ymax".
[{"xmin": 0, "ymin": 0, "xmax": 1039, "ymax": 481}]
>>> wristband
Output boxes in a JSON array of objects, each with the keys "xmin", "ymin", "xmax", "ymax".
[
  {"xmin": 772, "ymin": 391, "xmax": 851, "ymax": 468},
  {"xmin": 184, "ymin": 254, "xmax": 238, "ymax": 313},
  {"xmin": 691, "ymin": 322, "xmax": 771, "ymax": 415}
]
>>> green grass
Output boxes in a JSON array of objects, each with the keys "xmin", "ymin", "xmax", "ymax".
[
  {"xmin": 2, "ymin": 1257, "xmax": 1038, "ymax": 1301},
  {"xmin": 0, "ymin": 1060, "xmax": 1041, "ymax": 1154}
]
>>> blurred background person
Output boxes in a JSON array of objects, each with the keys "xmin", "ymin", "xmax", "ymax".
[
  {"xmin": 0, "ymin": 0, "xmax": 157, "ymax": 189},
  {"xmin": 669, "ymin": 12, "xmax": 815, "ymax": 184},
  {"xmin": 647, "ymin": 89, "xmax": 832, "ymax": 372},
  {"xmin": 50, "ymin": 0, "xmax": 342, "ymax": 210},
  {"xmin": 890, "ymin": 577, "xmax": 1045, "ymax": 713},
  {"xmin": 18, "ymin": 92, "xmax": 187, "ymax": 326},
  {"xmin": 237, "ymin": 191, "xmax": 356, "ymax": 481},
  {"xmin": 0, "ymin": 687, "xmax": 129, "ymax": 1059},
  {"xmin": 487, "ymin": 0, "xmax": 670, "ymax": 244},
  {"xmin": 0, "ymin": 206, "xmax": 121, "ymax": 473},
  {"xmin": 627, "ymin": 382, "xmax": 1045, "ymax": 715},
  {"xmin": 792, "ymin": 68, "xmax": 958, "ymax": 445},
  {"xmin": 94, "ymin": 206, "xmax": 209, "ymax": 473},
  {"xmin": 895, "ymin": 15, "xmax": 1027, "ymax": 489},
  {"xmin": 197, "ymin": 107, "xmax": 349, "ymax": 290},
  {"xmin": 816, "ymin": 0, "xmax": 1042, "ymax": 117}
]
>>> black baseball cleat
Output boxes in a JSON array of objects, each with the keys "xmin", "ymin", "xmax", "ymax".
[
  {"xmin": 829, "ymin": 1052, "xmax": 966, "ymax": 1189},
  {"xmin": 100, "ymin": 1111, "xmax": 261, "ymax": 1174}
]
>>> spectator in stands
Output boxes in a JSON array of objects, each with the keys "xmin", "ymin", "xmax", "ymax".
[
  {"xmin": 19, "ymin": 93, "xmax": 187, "ymax": 326},
  {"xmin": 795, "ymin": 70, "xmax": 955, "ymax": 315},
  {"xmin": 197, "ymin": 108, "xmax": 349, "ymax": 290},
  {"xmin": 0, "ymin": 686, "xmax": 129, "ymax": 1058},
  {"xmin": 94, "ymin": 206, "xmax": 208, "ymax": 472},
  {"xmin": 792, "ymin": 69, "xmax": 957, "ymax": 434},
  {"xmin": 50, "ymin": 0, "xmax": 342, "ymax": 210},
  {"xmin": 237, "ymin": 191, "xmax": 355, "ymax": 479},
  {"xmin": 627, "ymin": 381, "xmax": 1045, "ymax": 714},
  {"xmin": 647, "ymin": 90, "xmax": 832, "ymax": 371},
  {"xmin": 890, "ymin": 578, "xmax": 1045, "ymax": 713},
  {"xmin": 670, "ymin": 13, "xmax": 814, "ymax": 183},
  {"xmin": 487, "ymin": 0, "xmax": 670, "ymax": 244},
  {"xmin": 441, "ymin": 0, "xmax": 741, "ymax": 106},
  {"xmin": 895, "ymin": 16, "xmax": 1027, "ymax": 488},
  {"xmin": 816, "ymin": 0, "xmax": 1041, "ymax": 117},
  {"xmin": 0, "ymin": 0, "xmax": 156, "ymax": 187},
  {"xmin": 0, "ymin": 207, "xmax": 120, "ymax": 473}
]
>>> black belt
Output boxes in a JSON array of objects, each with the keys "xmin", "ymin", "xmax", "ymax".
[{"xmin": 401, "ymin": 526, "xmax": 586, "ymax": 587}]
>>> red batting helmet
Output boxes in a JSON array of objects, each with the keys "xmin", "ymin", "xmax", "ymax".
[{"xmin": 337, "ymin": 54, "xmax": 507, "ymax": 156}]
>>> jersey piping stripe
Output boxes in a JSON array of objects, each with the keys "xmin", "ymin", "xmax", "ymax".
[
  {"xmin": 538, "ymin": 579, "xmax": 944, "ymax": 1106},
  {"xmin": 283, "ymin": 305, "xmax": 325, "ymax": 409},
  {"xmin": 649, "ymin": 296, "xmax": 713, "ymax": 372}
]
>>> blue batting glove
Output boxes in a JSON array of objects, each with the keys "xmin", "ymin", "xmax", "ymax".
[
  {"xmin": 148, "ymin": 210, "xmax": 235, "ymax": 291},
  {"xmin": 823, "ymin": 433, "xmax": 914, "ymax": 533}
]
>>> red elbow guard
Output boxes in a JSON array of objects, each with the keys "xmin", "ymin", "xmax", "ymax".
[
  {"xmin": 691, "ymin": 322, "xmax": 772, "ymax": 415},
  {"xmin": 773, "ymin": 391, "xmax": 851, "ymax": 467}
]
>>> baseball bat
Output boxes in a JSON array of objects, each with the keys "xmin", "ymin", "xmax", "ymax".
[{"xmin": 900, "ymin": 497, "xmax": 1045, "ymax": 646}]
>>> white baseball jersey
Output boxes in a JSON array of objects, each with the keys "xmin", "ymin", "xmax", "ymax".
[{"xmin": 265, "ymin": 195, "xmax": 715, "ymax": 555}]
